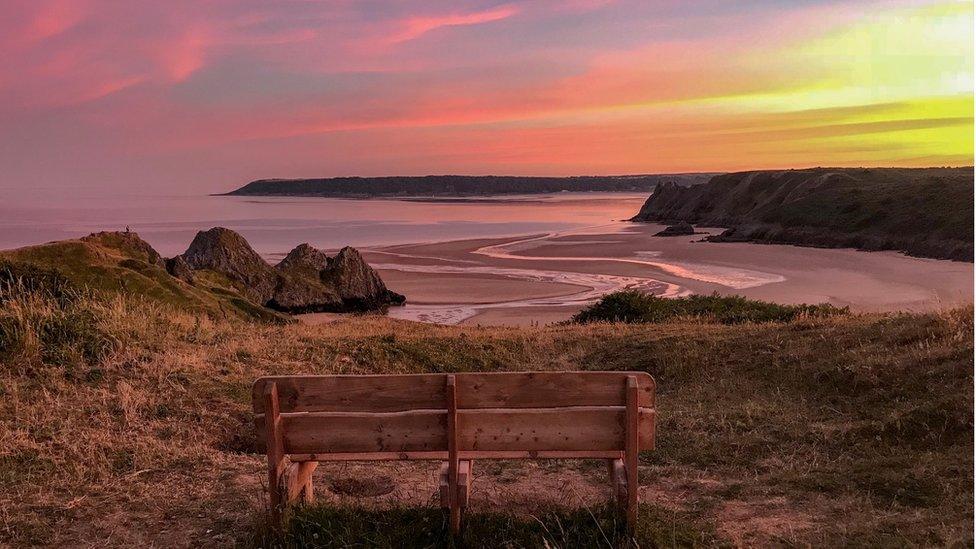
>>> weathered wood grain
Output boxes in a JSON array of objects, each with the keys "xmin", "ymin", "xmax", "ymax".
[
  {"xmin": 252, "ymin": 372, "xmax": 654, "ymax": 414},
  {"xmin": 277, "ymin": 407, "xmax": 653, "ymax": 454}
]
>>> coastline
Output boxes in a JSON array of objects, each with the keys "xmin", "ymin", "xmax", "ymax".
[{"xmin": 312, "ymin": 222, "xmax": 975, "ymax": 327}]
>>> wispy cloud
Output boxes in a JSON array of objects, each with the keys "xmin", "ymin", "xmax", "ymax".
[
  {"xmin": 0, "ymin": 0, "xmax": 969, "ymax": 195},
  {"xmin": 383, "ymin": 4, "xmax": 520, "ymax": 45}
]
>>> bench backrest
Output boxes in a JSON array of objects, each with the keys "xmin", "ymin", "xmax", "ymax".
[{"xmin": 252, "ymin": 371, "xmax": 655, "ymax": 459}]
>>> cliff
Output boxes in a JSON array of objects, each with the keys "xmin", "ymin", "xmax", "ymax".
[{"xmin": 631, "ymin": 167, "xmax": 974, "ymax": 261}]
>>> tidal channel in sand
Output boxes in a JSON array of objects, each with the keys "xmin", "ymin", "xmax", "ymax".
[{"xmin": 331, "ymin": 221, "xmax": 973, "ymax": 326}]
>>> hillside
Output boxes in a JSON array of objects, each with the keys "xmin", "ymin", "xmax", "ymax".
[
  {"xmin": 631, "ymin": 167, "xmax": 974, "ymax": 261},
  {"xmin": 0, "ymin": 272, "xmax": 971, "ymax": 546},
  {"xmin": 224, "ymin": 174, "xmax": 714, "ymax": 197},
  {"xmin": 0, "ymin": 229, "xmax": 404, "ymax": 322}
]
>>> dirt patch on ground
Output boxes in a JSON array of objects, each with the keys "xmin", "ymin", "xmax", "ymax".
[{"xmin": 715, "ymin": 497, "xmax": 815, "ymax": 545}]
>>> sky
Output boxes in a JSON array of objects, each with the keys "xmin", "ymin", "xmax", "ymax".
[{"xmin": 0, "ymin": 0, "xmax": 972, "ymax": 196}]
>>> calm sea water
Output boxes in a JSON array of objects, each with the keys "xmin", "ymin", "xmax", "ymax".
[{"xmin": 0, "ymin": 192, "xmax": 650, "ymax": 258}]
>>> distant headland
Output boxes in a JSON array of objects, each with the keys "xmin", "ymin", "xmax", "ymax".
[{"xmin": 221, "ymin": 174, "xmax": 716, "ymax": 198}]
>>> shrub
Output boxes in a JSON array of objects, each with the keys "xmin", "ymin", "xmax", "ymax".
[{"xmin": 571, "ymin": 290, "xmax": 848, "ymax": 324}]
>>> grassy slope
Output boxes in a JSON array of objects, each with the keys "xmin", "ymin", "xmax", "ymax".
[
  {"xmin": 0, "ymin": 237, "xmax": 287, "ymax": 323},
  {"xmin": 0, "ymin": 287, "xmax": 971, "ymax": 547},
  {"xmin": 631, "ymin": 167, "xmax": 974, "ymax": 261}
]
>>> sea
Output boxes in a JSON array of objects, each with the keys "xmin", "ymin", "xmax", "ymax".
[{"xmin": 0, "ymin": 192, "xmax": 649, "ymax": 259}]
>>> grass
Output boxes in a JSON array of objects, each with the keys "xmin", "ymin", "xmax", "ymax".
[
  {"xmin": 571, "ymin": 291, "xmax": 847, "ymax": 324},
  {"xmin": 0, "ymin": 237, "xmax": 291, "ymax": 323},
  {"xmin": 634, "ymin": 167, "xmax": 974, "ymax": 261},
  {"xmin": 260, "ymin": 504, "xmax": 718, "ymax": 548},
  {"xmin": 0, "ymin": 282, "xmax": 971, "ymax": 547}
]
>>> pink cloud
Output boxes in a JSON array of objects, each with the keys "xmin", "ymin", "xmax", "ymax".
[
  {"xmin": 384, "ymin": 4, "xmax": 520, "ymax": 45},
  {"xmin": 151, "ymin": 26, "xmax": 210, "ymax": 82}
]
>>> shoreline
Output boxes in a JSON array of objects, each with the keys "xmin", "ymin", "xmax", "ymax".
[{"xmin": 295, "ymin": 222, "xmax": 975, "ymax": 327}]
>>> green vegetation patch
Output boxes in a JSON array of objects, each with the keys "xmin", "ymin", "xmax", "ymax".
[{"xmin": 572, "ymin": 291, "xmax": 848, "ymax": 324}]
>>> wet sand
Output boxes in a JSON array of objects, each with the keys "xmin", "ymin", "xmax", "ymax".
[
  {"xmin": 356, "ymin": 221, "xmax": 973, "ymax": 326},
  {"xmin": 377, "ymin": 270, "xmax": 588, "ymax": 304}
]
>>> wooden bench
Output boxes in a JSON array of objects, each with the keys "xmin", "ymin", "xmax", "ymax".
[{"xmin": 252, "ymin": 371, "xmax": 655, "ymax": 533}]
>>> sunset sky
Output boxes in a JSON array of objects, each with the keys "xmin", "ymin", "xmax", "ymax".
[{"xmin": 1, "ymin": 0, "xmax": 972, "ymax": 196}]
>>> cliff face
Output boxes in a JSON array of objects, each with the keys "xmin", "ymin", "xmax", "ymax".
[{"xmin": 631, "ymin": 167, "xmax": 974, "ymax": 261}]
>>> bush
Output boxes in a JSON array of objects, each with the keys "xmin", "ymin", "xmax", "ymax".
[{"xmin": 571, "ymin": 290, "xmax": 848, "ymax": 324}]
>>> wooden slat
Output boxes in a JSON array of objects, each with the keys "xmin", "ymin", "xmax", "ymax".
[
  {"xmin": 457, "ymin": 372, "xmax": 655, "ymax": 409},
  {"xmin": 283, "ymin": 410, "xmax": 448, "ymax": 454},
  {"xmin": 458, "ymin": 407, "xmax": 654, "ymax": 452},
  {"xmin": 278, "ymin": 407, "xmax": 654, "ymax": 455},
  {"xmin": 253, "ymin": 375, "xmax": 447, "ymax": 414},
  {"xmin": 252, "ymin": 372, "xmax": 655, "ymax": 414},
  {"xmin": 286, "ymin": 450, "xmax": 623, "ymax": 461}
]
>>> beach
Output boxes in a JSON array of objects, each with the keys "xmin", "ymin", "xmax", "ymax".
[{"xmin": 343, "ymin": 222, "xmax": 974, "ymax": 326}]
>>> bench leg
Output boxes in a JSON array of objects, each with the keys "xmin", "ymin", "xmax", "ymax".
[
  {"xmin": 625, "ymin": 376, "xmax": 640, "ymax": 535},
  {"xmin": 609, "ymin": 458, "xmax": 627, "ymax": 506},
  {"xmin": 285, "ymin": 461, "xmax": 318, "ymax": 505},
  {"xmin": 446, "ymin": 375, "xmax": 462, "ymax": 535},
  {"xmin": 264, "ymin": 382, "xmax": 287, "ymax": 529},
  {"xmin": 439, "ymin": 460, "xmax": 473, "ymax": 508},
  {"xmin": 303, "ymin": 466, "xmax": 315, "ymax": 504}
]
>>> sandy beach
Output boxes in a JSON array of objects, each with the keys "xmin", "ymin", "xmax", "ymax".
[{"xmin": 347, "ymin": 222, "xmax": 973, "ymax": 326}]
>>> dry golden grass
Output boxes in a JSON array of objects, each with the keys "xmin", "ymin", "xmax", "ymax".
[{"xmin": 0, "ymin": 287, "xmax": 972, "ymax": 547}]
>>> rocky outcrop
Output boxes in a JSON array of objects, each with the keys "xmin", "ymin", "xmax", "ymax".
[
  {"xmin": 165, "ymin": 256, "xmax": 195, "ymax": 284},
  {"xmin": 631, "ymin": 167, "xmax": 973, "ymax": 261},
  {"xmin": 82, "ymin": 231, "xmax": 164, "ymax": 268},
  {"xmin": 181, "ymin": 227, "xmax": 279, "ymax": 303},
  {"xmin": 179, "ymin": 229, "xmax": 405, "ymax": 313},
  {"xmin": 320, "ymin": 247, "xmax": 406, "ymax": 310},
  {"xmin": 275, "ymin": 243, "xmax": 330, "ymax": 274},
  {"xmin": 270, "ymin": 244, "xmax": 341, "ymax": 313},
  {"xmin": 654, "ymin": 222, "xmax": 695, "ymax": 237}
]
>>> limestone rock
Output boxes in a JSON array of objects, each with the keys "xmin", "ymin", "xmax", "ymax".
[
  {"xmin": 654, "ymin": 222, "xmax": 695, "ymax": 237},
  {"xmin": 321, "ymin": 247, "xmax": 406, "ymax": 310},
  {"xmin": 270, "ymin": 243, "xmax": 340, "ymax": 312},
  {"xmin": 275, "ymin": 243, "xmax": 330, "ymax": 274},
  {"xmin": 164, "ymin": 256, "xmax": 195, "ymax": 284},
  {"xmin": 181, "ymin": 227, "xmax": 277, "ymax": 303}
]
